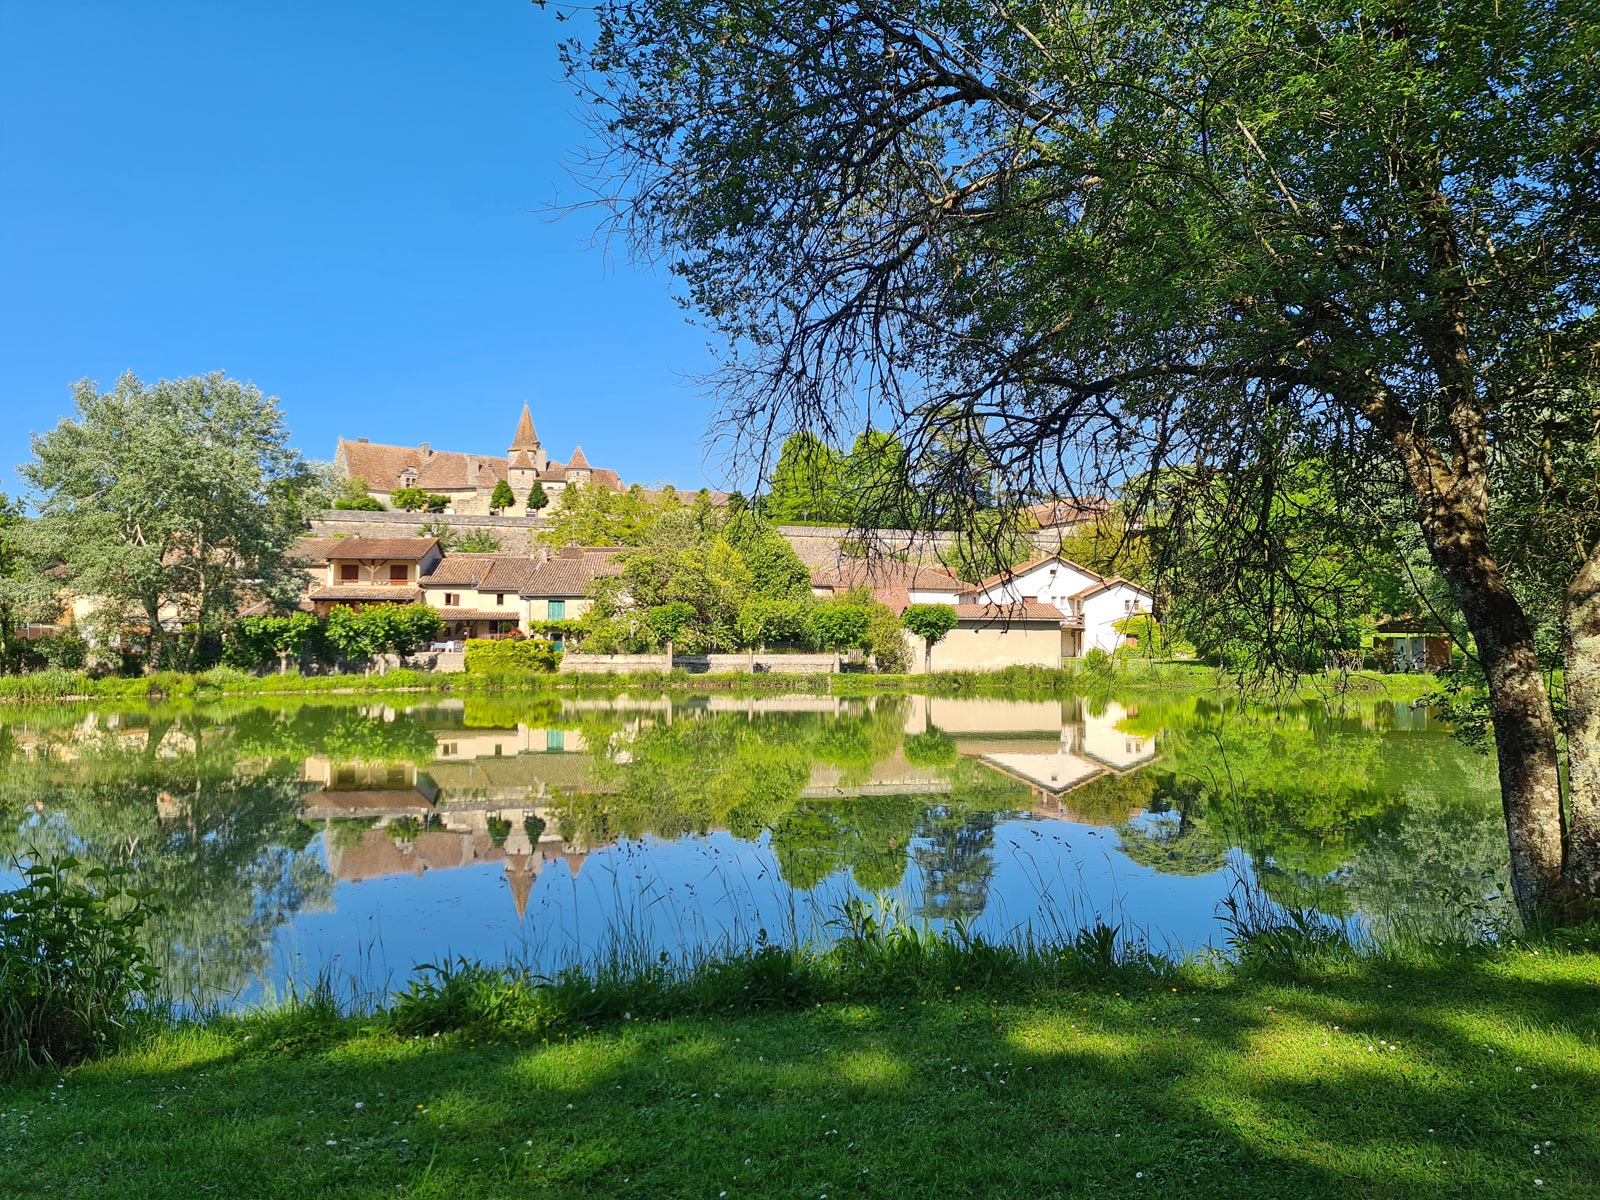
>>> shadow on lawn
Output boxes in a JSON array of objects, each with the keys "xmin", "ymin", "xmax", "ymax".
[{"xmin": 4, "ymin": 957, "xmax": 1597, "ymax": 1200}]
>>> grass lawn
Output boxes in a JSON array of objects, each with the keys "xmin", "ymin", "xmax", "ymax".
[{"xmin": 3, "ymin": 952, "xmax": 1595, "ymax": 1199}]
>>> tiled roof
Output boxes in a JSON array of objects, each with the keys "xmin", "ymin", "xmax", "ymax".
[
  {"xmin": 537, "ymin": 462, "xmax": 625, "ymax": 490},
  {"xmin": 567, "ymin": 445, "xmax": 591, "ymax": 469},
  {"xmin": 290, "ymin": 537, "xmax": 349, "ymax": 566},
  {"xmin": 510, "ymin": 404, "xmax": 539, "ymax": 451},
  {"xmin": 1028, "ymin": 497, "xmax": 1111, "ymax": 527},
  {"xmin": 874, "ymin": 587, "xmax": 912, "ymax": 615},
  {"xmin": 308, "ymin": 585, "xmax": 424, "ymax": 602},
  {"xmin": 324, "ymin": 537, "xmax": 440, "ymax": 561},
  {"xmin": 520, "ymin": 549, "xmax": 624, "ymax": 597},
  {"xmin": 1070, "ymin": 576, "xmax": 1150, "ymax": 601},
  {"xmin": 480, "ymin": 557, "xmax": 540, "ymax": 592},
  {"xmin": 508, "ymin": 450, "xmax": 534, "ymax": 469},
  {"xmin": 971, "ymin": 553, "xmax": 1104, "ymax": 592},
  {"xmin": 812, "ymin": 558, "xmax": 971, "ymax": 592},
  {"xmin": 336, "ymin": 438, "xmax": 429, "ymax": 486},
  {"xmin": 419, "ymin": 554, "xmax": 503, "ymax": 587},
  {"xmin": 954, "ymin": 602, "xmax": 1065, "ymax": 622},
  {"xmin": 415, "ymin": 453, "xmax": 506, "ymax": 490},
  {"xmin": 436, "ymin": 607, "xmax": 515, "ymax": 621}
]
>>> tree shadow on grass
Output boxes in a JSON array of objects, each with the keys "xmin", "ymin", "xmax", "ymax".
[{"xmin": 3, "ymin": 962, "xmax": 1596, "ymax": 1200}]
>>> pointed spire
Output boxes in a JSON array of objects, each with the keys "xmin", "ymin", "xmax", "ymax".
[
  {"xmin": 510, "ymin": 403, "xmax": 539, "ymax": 451},
  {"xmin": 567, "ymin": 445, "xmax": 590, "ymax": 469}
]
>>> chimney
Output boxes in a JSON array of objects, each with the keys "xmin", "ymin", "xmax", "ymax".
[
  {"xmin": 419, "ymin": 442, "xmax": 430, "ymax": 457},
  {"xmin": 357, "ymin": 437, "xmax": 369, "ymax": 443},
  {"xmin": 468, "ymin": 459, "xmax": 480, "ymax": 486}
]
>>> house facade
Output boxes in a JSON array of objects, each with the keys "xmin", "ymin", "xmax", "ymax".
[
  {"xmin": 306, "ymin": 537, "xmax": 443, "ymax": 616},
  {"xmin": 963, "ymin": 554, "xmax": 1153, "ymax": 658},
  {"xmin": 414, "ymin": 546, "xmax": 624, "ymax": 642},
  {"xmin": 334, "ymin": 405, "xmax": 624, "ymax": 515}
]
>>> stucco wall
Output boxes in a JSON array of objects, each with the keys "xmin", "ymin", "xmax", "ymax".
[
  {"xmin": 1081, "ymin": 583, "xmax": 1147, "ymax": 654},
  {"xmin": 905, "ymin": 621, "xmax": 1063, "ymax": 674}
]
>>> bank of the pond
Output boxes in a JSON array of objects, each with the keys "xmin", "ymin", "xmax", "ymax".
[
  {"xmin": 0, "ymin": 660, "xmax": 1440, "ymax": 704},
  {"xmin": 3, "ymin": 945, "xmax": 1595, "ymax": 1200}
]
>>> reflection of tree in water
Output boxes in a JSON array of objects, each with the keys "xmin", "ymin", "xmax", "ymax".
[
  {"xmin": 1115, "ymin": 809, "xmax": 1230, "ymax": 877},
  {"xmin": 913, "ymin": 807, "xmax": 1000, "ymax": 920},
  {"xmin": 1, "ymin": 711, "xmax": 334, "ymax": 1003}
]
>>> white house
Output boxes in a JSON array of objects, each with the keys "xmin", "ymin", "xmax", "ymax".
[{"xmin": 963, "ymin": 554, "xmax": 1153, "ymax": 657}]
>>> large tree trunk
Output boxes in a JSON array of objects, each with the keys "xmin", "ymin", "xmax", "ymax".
[
  {"xmin": 1562, "ymin": 543, "xmax": 1600, "ymax": 898},
  {"xmin": 1412, "ymin": 478, "xmax": 1568, "ymax": 923}
]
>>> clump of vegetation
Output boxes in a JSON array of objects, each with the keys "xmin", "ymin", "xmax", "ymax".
[
  {"xmin": 463, "ymin": 638, "xmax": 563, "ymax": 674},
  {"xmin": 1, "ymin": 856, "xmax": 161, "ymax": 1076}
]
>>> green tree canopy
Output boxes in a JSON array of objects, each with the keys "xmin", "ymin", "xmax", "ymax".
[
  {"xmin": 566, "ymin": 0, "xmax": 1600, "ymax": 919},
  {"xmin": 489, "ymin": 479, "xmax": 516, "ymax": 511},
  {"xmin": 22, "ymin": 372, "xmax": 315, "ymax": 669}
]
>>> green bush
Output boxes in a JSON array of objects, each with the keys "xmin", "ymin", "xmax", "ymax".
[
  {"xmin": 1, "ymin": 856, "xmax": 160, "ymax": 1076},
  {"xmin": 464, "ymin": 638, "xmax": 562, "ymax": 673},
  {"xmin": 1083, "ymin": 646, "xmax": 1113, "ymax": 673},
  {"xmin": 902, "ymin": 728, "xmax": 958, "ymax": 766},
  {"xmin": 332, "ymin": 496, "xmax": 385, "ymax": 511}
]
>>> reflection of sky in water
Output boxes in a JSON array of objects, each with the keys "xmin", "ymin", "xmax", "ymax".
[
  {"xmin": 259, "ymin": 816, "xmax": 1250, "ymax": 1006},
  {"xmin": 3, "ymin": 693, "xmax": 1508, "ymax": 1010}
]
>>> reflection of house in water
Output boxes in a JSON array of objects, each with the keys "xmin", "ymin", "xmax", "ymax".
[
  {"xmin": 901, "ymin": 696, "xmax": 1159, "ymax": 815},
  {"xmin": 300, "ymin": 716, "xmax": 609, "ymax": 919}
]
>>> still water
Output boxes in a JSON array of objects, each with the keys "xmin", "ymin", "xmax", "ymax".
[{"xmin": 0, "ymin": 691, "xmax": 1508, "ymax": 1008}]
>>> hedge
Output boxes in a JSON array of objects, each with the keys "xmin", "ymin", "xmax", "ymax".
[{"xmin": 463, "ymin": 638, "xmax": 563, "ymax": 674}]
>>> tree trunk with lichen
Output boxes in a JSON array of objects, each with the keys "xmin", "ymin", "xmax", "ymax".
[
  {"xmin": 1562, "ymin": 543, "xmax": 1600, "ymax": 900},
  {"xmin": 1410, "ymin": 469, "xmax": 1569, "ymax": 925}
]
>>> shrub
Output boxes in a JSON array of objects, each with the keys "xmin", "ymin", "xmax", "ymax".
[
  {"xmin": 464, "ymin": 638, "xmax": 563, "ymax": 673},
  {"xmin": 1, "ymin": 856, "xmax": 160, "ymax": 1076},
  {"xmin": 902, "ymin": 728, "xmax": 958, "ymax": 766},
  {"xmin": 389, "ymin": 487, "xmax": 430, "ymax": 511},
  {"xmin": 487, "ymin": 817, "xmax": 512, "ymax": 847},
  {"xmin": 332, "ymin": 496, "xmax": 384, "ymax": 511},
  {"xmin": 1083, "ymin": 646, "xmax": 1113, "ymax": 673},
  {"xmin": 36, "ymin": 631, "xmax": 89, "ymax": 670}
]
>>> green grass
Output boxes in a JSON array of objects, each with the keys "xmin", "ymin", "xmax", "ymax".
[
  {"xmin": 3, "ymin": 946, "xmax": 1595, "ymax": 1199},
  {"xmin": 0, "ymin": 660, "xmax": 1442, "ymax": 705}
]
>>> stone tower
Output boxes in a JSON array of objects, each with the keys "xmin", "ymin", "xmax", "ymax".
[{"xmin": 507, "ymin": 403, "xmax": 546, "ymax": 496}]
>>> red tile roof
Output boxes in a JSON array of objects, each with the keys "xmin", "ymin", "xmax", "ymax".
[
  {"xmin": 812, "ymin": 558, "xmax": 971, "ymax": 592},
  {"xmin": 308, "ymin": 585, "xmax": 424, "ymax": 603},
  {"xmin": 970, "ymin": 553, "xmax": 1104, "ymax": 592},
  {"xmin": 290, "ymin": 537, "xmax": 350, "ymax": 567},
  {"xmin": 418, "ymin": 554, "xmax": 504, "ymax": 587},
  {"xmin": 436, "ymin": 607, "xmax": 516, "ymax": 621},
  {"xmin": 954, "ymin": 602, "xmax": 1065, "ymax": 623},
  {"xmin": 1028, "ymin": 497, "xmax": 1111, "ymax": 528},
  {"xmin": 567, "ymin": 445, "xmax": 591, "ymax": 469},
  {"xmin": 520, "ymin": 549, "xmax": 624, "ymax": 597},
  {"xmin": 324, "ymin": 537, "xmax": 440, "ymax": 561}
]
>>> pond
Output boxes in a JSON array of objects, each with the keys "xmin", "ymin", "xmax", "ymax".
[{"xmin": 0, "ymin": 690, "xmax": 1510, "ymax": 1009}]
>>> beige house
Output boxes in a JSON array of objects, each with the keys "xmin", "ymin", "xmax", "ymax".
[
  {"xmin": 901, "ymin": 601, "xmax": 1068, "ymax": 674},
  {"xmin": 334, "ymin": 405, "xmax": 624, "ymax": 515},
  {"xmin": 306, "ymin": 537, "xmax": 442, "ymax": 616},
  {"xmin": 415, "ymin": 546, "xmax": 624, "ymax": 642},
  {"xmin": 418, "ymin": 554, "xmax": 537, "ymax": 640}
]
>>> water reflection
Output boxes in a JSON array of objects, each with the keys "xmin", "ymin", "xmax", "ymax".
[{"xmin": 0, "ymin": 690, "xmax": 1508, "ymax": 1007}]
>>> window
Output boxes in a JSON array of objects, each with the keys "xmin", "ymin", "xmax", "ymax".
[
  {"xmin": 546, "ymin": 729, "xmax": 565, "ymax": 751},
  {"xmin": 495, "ymin": 593, "xmax": 505, "ymax": 607},
  {"xmin": 444, "ymin": 592, "xmax": 460, "ymax": 607},
  {"xmin": 547, "ymin": 600, "xmax": 566, "ymax": 619},
  {"xmin": 340, "ymin": 564, "xmax": 359, "ymax": 582},
  {"xmin": 389, "ymin": 564, "xmax": 408, "ymax": 583}
]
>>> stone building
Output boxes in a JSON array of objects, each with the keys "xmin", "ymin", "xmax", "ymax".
[{"xmin": 334, "ymin": 405, "xmax": 623, "ymax": 515}]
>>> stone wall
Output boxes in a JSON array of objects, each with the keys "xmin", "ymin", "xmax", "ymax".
[
  {"xmin": 558, "ymin": 653, "xmax": 672, "ymax": 674},
  {"xmin": 556, "ymin": 652, "xmax": 840, "ymax": 675}
]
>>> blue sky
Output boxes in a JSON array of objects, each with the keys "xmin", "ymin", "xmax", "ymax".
[{"xmin": 0, "ymin": 0, "xmax": 730, "ymax": 498}]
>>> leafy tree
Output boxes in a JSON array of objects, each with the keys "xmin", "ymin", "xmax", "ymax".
[
  {"xmin": 810, "ymin": 602, "xmax": 870, "ymax": 652},
  {"xmin": 645, "ymin": 601, "xmax": 696, "ymax": 653},
  {"xmin": 864, "ymin": 600, "xmax": 911, "ymax": 673},
  {"xmin": 525, "ymin": 481, "xmax": 549, "ymax": 513},
  {"xmin": 456, "ymin": 530, "xmax": 504, "ymax": 553},
  {"xmin": 23, "ymin": 372, "xmax": 313, "ymax": 670},
  {"xmin": 762, "ymin": 432, "xmax": 841, "ymax": 523},
  {"xmin": 489, "ymin": 479, "xmax": 516, "ymax": 512},
  {"xmin": 735, "ymin": 597, "xmax": 812, "ymax": 649},
  {"xmin": 0, "ymin": 493, "xmax": 58, "ymax": 673},
  {"xmin": 902, "ymin": 604, "xmax": 958, "ymax": 674},
  {"xmin": 566, "ymin": 1, "xmax": 1600, "ymax": 918},
  {"xmin": 389, "ymin": 487, "xmax": 430, "ymax": 512},
  {"xmin": 838, "ymin": 431, "xmax": 912, "ymax": 529},
  {"xmin": 721, "ymin": 508, "xmax": 811, "ymax": 599},
  {"xmin": 332, "ymin": 474, "xmax": 384, "ymax": 511}
]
